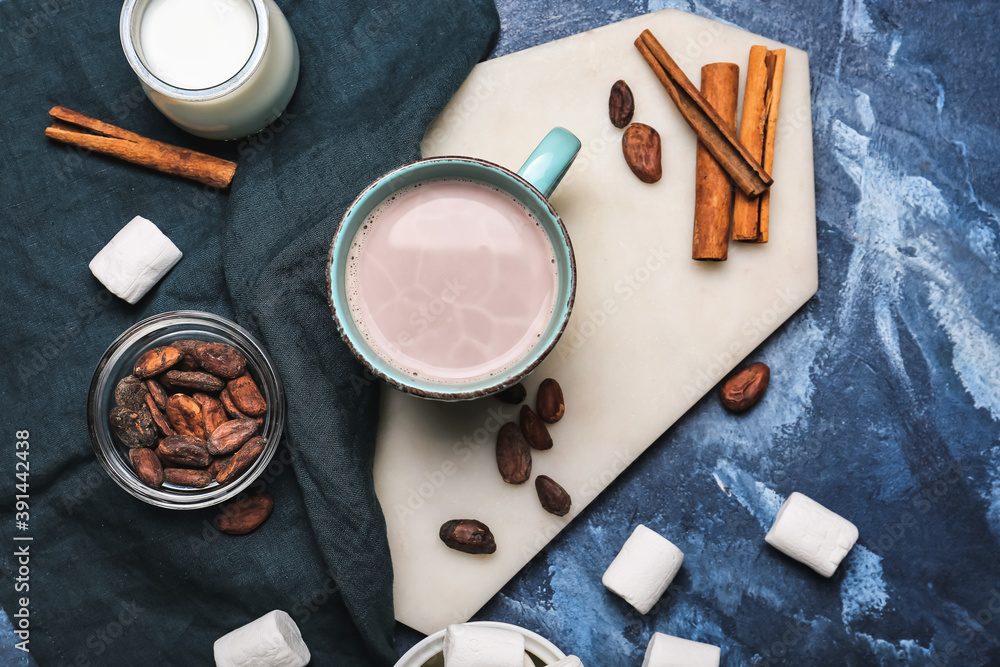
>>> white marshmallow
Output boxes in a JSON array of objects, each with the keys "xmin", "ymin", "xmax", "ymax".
[
  {"xmin": 642, "ymin": 633, "xmax": 720, "ymax": 667},
  {"xmin": 602, "ymin": 525, "xmax": 684, "ymax": 614},
  {"xmin": 443, "ymin": 624, "xmax": 525, "ymax": 667},
  {"xmin": 549, "ymin": 656, "xmax": 584, "ymax": 667},
  {"xmin": 764, "ymin": 491, "xmax": 858, "ymax": 577},
  {"xmin": 213, "ymin": 610, "xmax": 310, "ymax": 667},
  {"xmin": 89, "ymin": 215, "xmax": 182, "ymax": 304}
]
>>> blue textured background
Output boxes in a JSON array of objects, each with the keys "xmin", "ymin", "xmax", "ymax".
[
  {"xmin": 390, "ymin": 0, "xmax": 1000, "ymax": 664},
  {"xmin": 3, "ymin": 0, "xmax": 999, "ymax": 665}
]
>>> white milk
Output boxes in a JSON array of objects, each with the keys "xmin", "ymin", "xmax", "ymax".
[
  {"xmin": 140, "ymin": 0, "xmax": 258, "ymax": 90},
  {"xmin": 122, "ymin": 0, "xmax": 300, "ymax": 139}
]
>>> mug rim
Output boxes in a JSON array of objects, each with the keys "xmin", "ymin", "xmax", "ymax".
[{"xmin": 325, "ymin": 155, "xmax": 576, "ymax": 401}]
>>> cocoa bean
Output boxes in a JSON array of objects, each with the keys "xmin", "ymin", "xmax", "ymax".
[
  {"xmin": 114, "ymin": 375, "xmax": 149, "ymax": 411},
  {"xmin": 496, "ymin": 422, "xmax": 531, "ymax": 484},
  {"xmin": 226, "ymin": 375, "xmax": 266, "ymax": 417},
  {"xmin": 165, "ymin": 394, "xmax": 206, "ymax": 439},
  {"xmin": 145, "ymin": 379, "xmax": 168, "ymax": 411},
  {"xmin": 163, "ymin": 468, "xmax": 213, "ymax": 488},
  {"xmin": 161, "ymin": 370, "xmax": 226, "ymax": 393},
  {"xmin": 156, "ymin": 435, "xmax": 211, "ymax": 468},
  {"xmin": 109, "ymin": 405, "xmax": 158, "ymax": 448},
  {"xmin": 192, "ymin": 341, "xmax": 246, "ymax": 379},
  {"xmin": 219, "ymin": 388, "xmax": 249, "ymax": 420},
  {"xmin": 439, "ymin": 519, "xmax": 497, "ymax": 555},
  {"xmin": 133, "ymin": 346, "xmax": 182, "ymax": 378},
  {"xmin": 207, "ymin": 418, "xmax": 258, "ymax": 456},
  {"xmin": 159, "ymin": 373, "xmax": 180, "ymax": 392},
  {"xmin": 622, "ymin": 123, "xmax": 662, "ymax": 184},
  {"xmin": 536, "ymin": 378, "xmax": 565, "ymax": 423},
  {"xmin": 193, "ymin": 393, "xmax": 228, "ymax": 435},
  {"xmin": 170, "ymin": 339, "xmax": 201, "ymax": 356},
  {"xmin": 175, "ymin": 355, "xmax": 201, "ymax": 371},
  {"xmin": 215, "ymin": 436, "xmax": 266, "ymax": 485},
  {"xmin": 208, "ymin": 454, "xmax": 233, "ymax": 480},
  {"xmin": 519, "ymin": 405, "xmax": 553, "ymax": 450},
  {"xmin": 609, "ymin": 79, "xmax": 635, "ymax": 128},
  {"xmin": 535, "ymin": 475, "xmax": 572, "ymax": 517},
  {"xmin": 144, "ymin": 393, "xmax": 175, "ymax": 437},
  {"xmin": 170, "ymin": 339, "xmax": 202, "ymax": 371},
  {"xmin": 216, "ymin": 494, "xmax": 274, "ymax": 535},
  {"xmin": 495, "ymin": 382, "xmax": 527, "ymax": 404},
  {"xmin": 110, "ymin": 335, "xmax": 272, "ymax": 492},
  {"xmin": 720, "ymin": 361, "xmax": 770, "ymax": 413},
  {"xmin": 129, "ymin": 447, "xmax": 163, "ymax": 487}
]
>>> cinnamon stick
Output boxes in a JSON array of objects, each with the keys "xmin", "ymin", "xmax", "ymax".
[
  {"xmin": 634, "ymin": 30, "xmax": 772, "ymax": 197},
  {"xmin": 732, "ymin": 47, "xmax": 785, "ymax": 242},
  {"xmin": 692, "ymin": 63, "xmax": 739, "ymax": 261},
  {"xmin": 44, "ymin": 106, "xmax": 237, "ymax": 189},
  {"xmin": 758, "ymin": 49, "xmax": 786, "ymax": 243}
]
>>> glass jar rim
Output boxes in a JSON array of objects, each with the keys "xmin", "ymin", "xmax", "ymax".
[{"xmin": 119, "ymin": 0, "xmax": 271, "ymax": 102}]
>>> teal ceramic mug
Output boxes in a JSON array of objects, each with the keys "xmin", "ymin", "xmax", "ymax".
[{"xmin": 326, "ymin": 127, "xmax": 581, "ymax": 401}]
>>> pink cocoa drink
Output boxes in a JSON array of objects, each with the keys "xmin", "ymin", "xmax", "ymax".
[{"xmin": 346, "ymin": 178, "xmax": 558, "ymax": 384}]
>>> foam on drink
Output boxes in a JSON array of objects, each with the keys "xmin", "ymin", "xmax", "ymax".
[{"xmin": 346, "ymin": 178, "xmax": 558, "ymax": 385}]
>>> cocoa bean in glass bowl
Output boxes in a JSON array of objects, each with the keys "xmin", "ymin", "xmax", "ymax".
[{"xmin": 88, "ymin": 311, "xmax": 285, "ymax": 510}]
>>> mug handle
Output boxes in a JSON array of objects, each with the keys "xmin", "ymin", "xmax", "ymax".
[{"xmin": 516, "ymin": 127, "xmax": 582, "ymax": 199}]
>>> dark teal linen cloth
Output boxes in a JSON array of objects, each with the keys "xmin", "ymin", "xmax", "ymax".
[{"xmin": 0, "ymin": 0, "xmax": 499, "ymax": 664}]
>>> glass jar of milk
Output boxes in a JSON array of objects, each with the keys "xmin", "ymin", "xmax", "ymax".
[{"xmin": 120, "ymin": 0, "xmax": 299, "ymax": 140}]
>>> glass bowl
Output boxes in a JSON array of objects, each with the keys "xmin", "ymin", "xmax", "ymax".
[{"xmin": 88, "ymin": 310, "xmax": 285, "ymax": 510}]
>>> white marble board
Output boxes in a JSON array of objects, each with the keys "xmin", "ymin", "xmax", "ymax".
[{"xmin": 372, "ymin": 8, "xmax": 818, "ymax": 635}]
